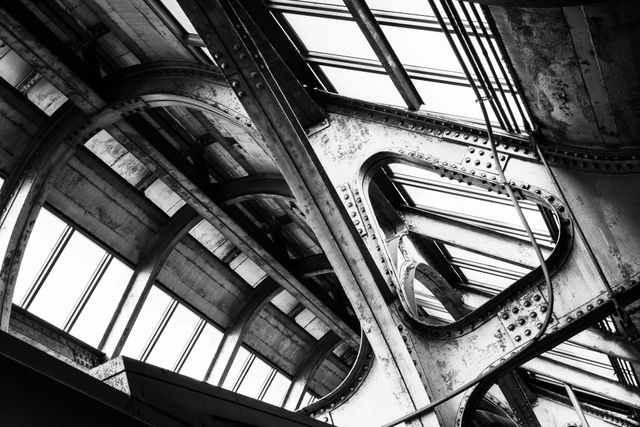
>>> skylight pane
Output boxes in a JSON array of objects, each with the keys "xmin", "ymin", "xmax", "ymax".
[
  {"xmin": 229, "ymin": 253, "xmax": 267, "ymax": 287},
  {"xmin": 413, "ymin": 79, "xmax": 496, "ymax": 123},
  {"xmin": 13, "ymin": 209, "xmax": 67, "ymax": 305},
  {"xmin": 283, "ymin": 14, "xmax": 377, "ymax": 61},
  {"xmin": 179, "ymin": 324, "xmax": 222, "ymax": 380},
  {"xmin": 403, "ymin": 184, "xmax": 547, "ymax": 232},
  {"xmin": 144, "ymin": 179, "xmax": 186, "ymax": 216},
  {"xmin": 121, "ymin": 286, "xmax": 172, "ymax": 358},
  {"xmin": 320, "ymin": 66, "xmax": 404, "ymax": 106},
  {"xmin": 70, "ymin": 258, "xmax": 133, "ymax": 347},
  {"xmin": 444, "ymin": 245, "xmax": 531, "ymax": 275},
  {"xmin": 382, "ymin": 26, "xmax": 461, "ymax": 72},
  {"xmin": 261, "ymin": 372, "xmax": 291, "ymax": 406},
  {"xmin": 160, "ymin": 0, "xmax": 197, "ymax": 33},
  {"xmin": 146, "ymin": 303, "xmax": 200, "ymax": 370},
  {"xmin": 28, "ymin": 233, "xmax": 106, "ymax": 328},
  {"xmin": 459, "ymin": 268, "xmax": 512, "ymax": 290}
]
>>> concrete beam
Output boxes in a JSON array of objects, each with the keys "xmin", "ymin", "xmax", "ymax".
[
  {"xmin": 205, "ymin": 278, "xmax": 280, "ymax": 386},
  {"xmin": 99, "ymin": 205, "xmax": 200, "ymax": 357},
  {"xmin": 283, "ymin": 331, "xmax": 341, "ymax": 411}
]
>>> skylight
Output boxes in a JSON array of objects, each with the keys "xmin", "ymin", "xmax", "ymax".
[{"xmin": 268, "ymin": 0, "xmax": 531, "ymax": 130}]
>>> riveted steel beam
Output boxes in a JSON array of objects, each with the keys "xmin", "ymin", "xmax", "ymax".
[
  {"xmin": 99, "ymin": 205, "xmax": 201, "ymax": 357},
  {"xmin": 205, "ymin": 278, "xmax": 281, "ymax": 386},
  {"xmin": 283, "ymin": 331, "xmax": 341, "ymax": 410},
  {"xmin": 175, "ymin": 0, "xmax": 436, "ymax": 424}
]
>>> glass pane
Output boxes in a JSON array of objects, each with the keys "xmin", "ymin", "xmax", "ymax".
[
  {"xmin": 145, "ymin": 303, "xmax": 200, "ymax": 370},
  {"xmin": 221, "ymin": 347, "xmax": 251, "ymax": 390},
  {"xmin": 283, "ymin": 14, "xmax": 377, "ymax": 60},
  {"xmin": 160, "ymin": 0, "xmax": 197, "ymax": 33},
  {"xmin": 320, "ymin": 66, "xmax": 405, "ymax": 106},
  {"xmin": 402, "ymin": 184, "xmax": 547, "ymax": 232},
  {"xmin": 121, "ymin": 286, "xmax": 172, "ymax": 359},
  {"xmin": 70, "ymin": 258, "xmax": 133, "ymax": 347},
  {"xmin": 382, "ymin": 26, "xmax": 461, "ymax": 72},
  {"xmin": 459, "ymin": 267, "xmax": 513, "ymax": 290},
  {"xmin": 413, "ymin": 79, "xmax": 492, "ymax": 122},
  {"xmin": 28, "ymin": 232, "xmax": 106, "ymax": 328},
  {"xmin": 444, "ymin": 245, "xmax": 531, "ymax": 275},
  {"xmin": 179, "ymin": 323, "xmax": 223, "ymax": 380},
  {"xmin": 236, "ymin": 356, "xmax": 273, "ymax": 399},
  {"xmin": 261, "ymin": 372, "xmax": 291, "ymax": 406},
  {"xmin": 144, "ymin": 179, "xmax": 186, "ymax": 216},
  {"xmin": 13, "ymin": 209, "xmax": 67, "ymax": 305}
]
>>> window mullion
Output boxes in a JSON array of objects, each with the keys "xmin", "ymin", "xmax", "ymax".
[
  {"xmin": 62, "ymin": 253, "xmax": 113, "ymax": 332},
  {"xmin": 233, "ymin": 352, "xmax": 255, "ymax": 392},
  {"xmin": 138, "ymin": 298, "xmax": 178, "ymax": 361},
  {"xmin": 172, "ymin": 318, "xmax": 206, "ymax": 373}
]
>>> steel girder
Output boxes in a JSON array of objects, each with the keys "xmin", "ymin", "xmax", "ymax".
[
  {"xmin": 174, "ymin": 0, "xmax": 437, "ymax": 425},
  {"xmin": 305, "ymin": 101, "xmax": 640, "ymax": 425}
]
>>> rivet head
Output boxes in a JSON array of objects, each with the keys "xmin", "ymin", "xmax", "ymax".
[
  {"xmin": 231, "ymin": 80, "xmax": 241, "ymax": 88},
  {"xmin": 518, "ymin": 318, "xmax": 525, "ymax": 325},
  {"xmin": 514, "ymin": 335, "xmax": 521, "ymax": 342},
  {"xmin": 512, "ymin": 307, "xmax": 519, "ymax": 314},
  {"xmin": 534, "ymin": 295, "xmax": 541, "ymax": 301},
  {"xmin": 530, "ymin": 312, "xmax": 537, "ymax": 318},
  {"xmin": 523, "ymin": 300, "xmax": 531, "ymax": 307},
  {"xmin": 524, "ymin": 329, "xmax": 531, "ymax": 336},
  {"xmin": 507, "ymin": 324, "xmax": 515, "ymax": 331},
  {"xmin": 501, "ymin": 313, "xmax": 509, "ymax": 320},
  {"xmin": 540, "ymin": 306, "xmax": 548, "ymax": 313}
]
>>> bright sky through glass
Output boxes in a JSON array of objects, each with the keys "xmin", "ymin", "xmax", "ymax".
[{"xmin": 160, "ymin": 0, "xmax": 197, "ymax": 33}]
